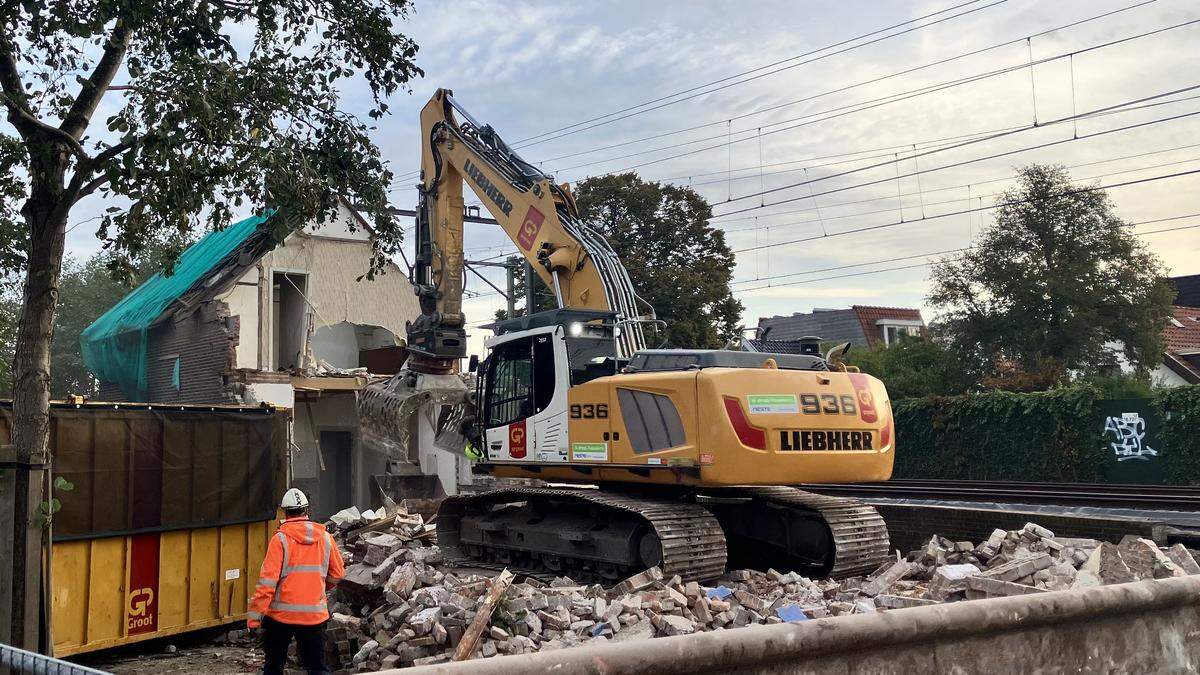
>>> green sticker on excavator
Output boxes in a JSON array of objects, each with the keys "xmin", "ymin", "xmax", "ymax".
[
  {"xmin": 571, "ymin": 443, "xmax": 608, "ymax": 461},
  {"xmin": 747, "ymin": 394, "xmax": 799, "ymax": 414}
]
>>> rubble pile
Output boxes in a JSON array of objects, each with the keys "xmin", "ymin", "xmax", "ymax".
[
  {"xmin": 858, "ymin": 523, "xmax": 1200, "ymax": 606},
  {"xmin": 316, "ymin": 512, "xmax": 1200, "ymax": 672}
]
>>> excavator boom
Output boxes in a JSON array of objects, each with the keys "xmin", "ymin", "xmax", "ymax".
[{"xmin": 407, "ymin": 89, "xmax": 651, "ymax": 370}]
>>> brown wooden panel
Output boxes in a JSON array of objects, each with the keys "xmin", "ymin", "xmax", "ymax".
[
  {"xmin": 161, "ymin": 418, "xmax": 195, "ymax": 528},
  {"xmin": 221, "ymin": 421, "xmax": 249, "ymax": 521},
  {"xmin": 92, "ymin": 415, "xmax": 132, "ymax": 534},
  {"xmin": 53, "ymin": 413, "xmax": 96, "ymax": 537},
  {"xmin": 191, "ymin": 420, "xmax": 221, "ymax": 525}
]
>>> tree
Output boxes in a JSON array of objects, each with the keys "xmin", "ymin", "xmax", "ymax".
[
  {"xmin": 929, "ymin": 164, "xmax": 1174, "ymax": 386},
  {"xmin": 0, "ymin": 1, "xmax": 420, "ymax": 648},
  {"xmin": 571, "ymin": 173, "xmax": 743, "ymax": 349},
  {"xmin": 842, "ymin": 335, "xmax": 974, "ymax": 400}
]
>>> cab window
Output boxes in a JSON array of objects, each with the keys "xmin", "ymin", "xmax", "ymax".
[{"xmin": 485, "ymin": 334, "xmax": 556, "ymax": 427}]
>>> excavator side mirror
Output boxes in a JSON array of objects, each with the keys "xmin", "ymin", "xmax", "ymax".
[
  {"xmin": 468, "ymin": 354, "xmax": 480, "ymax": 373},
  {"xmin": 825, "ymin": 342, "xmax": 852, "ymax": 370}
]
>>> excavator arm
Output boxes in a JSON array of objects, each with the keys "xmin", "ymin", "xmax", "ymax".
[{"xmin": 407, "ymin": 88, "xmax": 651, "ymax": 371}]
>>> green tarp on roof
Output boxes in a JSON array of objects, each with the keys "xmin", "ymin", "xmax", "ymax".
[{"xmin": 81, "ymin": 213, "xmax": 270, "ymax": 400}]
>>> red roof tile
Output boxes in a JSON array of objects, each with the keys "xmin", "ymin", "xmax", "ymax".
[
  {"xmin": 1164, "ymin": 306, "xmax": 1200, "ymax": 353},
  {"xmin": 851, "ymin": 305, "xmax": 926, "ymax": 346}
]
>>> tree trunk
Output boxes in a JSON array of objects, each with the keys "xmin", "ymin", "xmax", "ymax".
[{"xmin": 4, "ymin": 146, "xmax": 69, "ymax": 651}]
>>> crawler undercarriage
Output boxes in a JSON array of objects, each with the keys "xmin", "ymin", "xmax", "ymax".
[{"xmin": 436, "ymin": 485, "xmax": 890, "ymax": 583}]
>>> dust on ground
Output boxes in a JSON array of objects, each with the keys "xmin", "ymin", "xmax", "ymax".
[{"xmin": 72, "ymin": 628, "xmax": 261, "ymax": 674}]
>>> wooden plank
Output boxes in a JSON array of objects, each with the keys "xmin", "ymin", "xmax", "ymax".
[{"xmin": 452, "ymin": 569, "xmax": 513, "ymax": 661}]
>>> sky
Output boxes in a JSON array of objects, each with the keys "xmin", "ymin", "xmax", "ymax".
[{"xmin": 59, "ymin": 0, "xmax": 1200, "ymax": 354}]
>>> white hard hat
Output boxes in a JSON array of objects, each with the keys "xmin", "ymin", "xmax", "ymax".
[{"xmin": 281, "ymin": 488, "xmax": 309, "ymax": 510}]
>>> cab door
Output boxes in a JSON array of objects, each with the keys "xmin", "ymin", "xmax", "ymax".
[{"xmin": 481, "ymin": 327, "xmax": 568, "ymax": 462}]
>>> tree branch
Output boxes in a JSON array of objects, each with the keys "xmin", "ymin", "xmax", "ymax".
[
  {"xmin": 71, "ymin": 173, "xmax": 111, "ymax": 205},
  {"xmin": 0, "ymin": 34, "xmax": 91, "ymax": 160},
  {"xmin": 60, "ymin": 19, "xmax": 132, "ymax": 140},
  {"xmin": 0, "ymin": 34, "xmax": 34, "ymax": 139}
]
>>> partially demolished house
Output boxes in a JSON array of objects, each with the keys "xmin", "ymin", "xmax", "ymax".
[{"xmin": 82, "ymin": 200, "xmax": 425, "ymax": 518}]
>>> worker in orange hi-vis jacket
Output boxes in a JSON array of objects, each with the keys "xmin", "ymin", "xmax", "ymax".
[{"xmin": 249, "ymin": 488, "xmax": 345, "ymax": 675}]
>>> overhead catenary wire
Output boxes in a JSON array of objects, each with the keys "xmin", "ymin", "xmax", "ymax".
[
  {"xmin": 509, "ymin": 0, "xmax": 1006, "ymax": 148},
  {"xmin": 535, "ymin": 0, "xmax": 1159, "ymax": 169},
  {"xmin": 699, "ymin": 124, "xmax": 1200, "ymax": 205},
  {"xmin": 709, "ymin": 135, "xmax": 1200, "ymax": 226},
  {"xmin": 713, "ymin": 87, "xmax": 1200, "ymax": 220},
  {"xmin": 719, "ymin": 153, "xmax": 1200, "ymax": 236},
  {"xmin": 565, "ymin": 20, "xmax": 1200, "ymax": 185},
  {"xmin": 731, "ymin": 212, "xmax": 1200, "ymax": 289},
  {"xmin": 386, "ymin": 0, "xmax": 1008, "ymax": 186},
  {"xmin": 730, "ymin": 168, "xmax": 1200, "ymax": 255},
  {"xmin": 731, "ymin": 215, "xmax": 1200, "ymax": 294}
]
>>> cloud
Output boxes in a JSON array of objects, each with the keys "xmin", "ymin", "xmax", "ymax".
[{"xmin": 39, "ymin": 0, "xmax": 1200, "ymax": 359}]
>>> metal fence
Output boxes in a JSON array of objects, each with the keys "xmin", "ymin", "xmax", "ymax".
[{"xmin": 0, "ymin": 643, "xmax": 110, "ymax": 675}]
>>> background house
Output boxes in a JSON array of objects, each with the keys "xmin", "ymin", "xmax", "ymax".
[
  {"xmin": 1159, "ymin": 306, "xmax": 1200, "ymax": 385},
  {"xmin": 1171, "ymin": 273, "xmax": 1200, "ymax": 308},
  {"xmin": 82, "ymin": 200, "xmax": 424, "ymax": 519},
  {"xmin": 746, "ymin": 305, "xmax": 927, "ymax": 352}
]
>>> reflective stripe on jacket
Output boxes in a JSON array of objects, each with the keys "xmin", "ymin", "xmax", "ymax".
[{"xmin": 248, "ymin": 517, "xmax": 345, "ymax": 626}]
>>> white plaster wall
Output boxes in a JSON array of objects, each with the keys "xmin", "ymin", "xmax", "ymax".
[
  {"xmin": 1152, "ymin": 364, "xmax": 1190, "ymax": 387},
  {"xmin": 244, "ymin": 382, "xmax": 295, "ymax": 408},
  {"xmin": 312, "ymin": 322, "xmax": 361, "ymax": 369},
  {"xmin": 260, "ymin": 226, "xmax": 418, "ymax": 350},
  {"xmin": 303, "ymin": 200, "xmax": 371, "ymax": 241},
  {"xmin": 220, "ymin": 268, "xmax": 261, "ymax": 369}
]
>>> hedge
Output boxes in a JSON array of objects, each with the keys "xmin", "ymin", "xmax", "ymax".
[{"xmin": 891, "ymin": 384, "xmax": 1200, "ymax": 485}]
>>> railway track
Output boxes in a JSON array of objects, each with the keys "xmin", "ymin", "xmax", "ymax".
[{"xmin": 801, "ymin": 479, "xmax": 1200, "ymax": 511}]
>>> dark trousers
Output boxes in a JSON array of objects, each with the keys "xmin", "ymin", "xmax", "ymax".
[{"xmin": 261, "ymin": 616, "xmax": 329, "ymax": 675}]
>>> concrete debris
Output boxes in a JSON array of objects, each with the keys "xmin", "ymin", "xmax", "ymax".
[{"xmin": 312, "ymin": 508, "xmax": 1200, "ymax": 672}]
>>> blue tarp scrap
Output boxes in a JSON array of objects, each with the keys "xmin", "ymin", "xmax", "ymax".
[
  {"xmin": 705, "ymin": 586, "xmax": 733, "ymax": 600},
  {"xmin": 775, "ymin": 603, "xmax": 809, "ymax": 623}
]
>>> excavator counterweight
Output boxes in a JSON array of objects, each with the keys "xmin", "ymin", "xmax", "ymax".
[{"xmin": 358, "ymin": 89, "xmax": 895, "ymax": 582}]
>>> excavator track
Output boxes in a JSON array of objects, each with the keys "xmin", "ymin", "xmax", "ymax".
[
  {"xmin": 437, "ymin": 485, "xmax": 888, "ymax": 584},
  {"xmin": 437, "ymin": 487, "xmax": 728, "ymax": 583},
  {"xmin": 704, "ymin": 486, "xmax": 891, "ymax": 579}
]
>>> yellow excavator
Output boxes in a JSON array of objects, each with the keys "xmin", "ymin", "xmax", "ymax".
[{"xmin": 360, "ymin": 89, "xmax": 894, "ymax": 583}]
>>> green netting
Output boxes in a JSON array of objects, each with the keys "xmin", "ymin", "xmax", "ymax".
[{"xmin": 81, "ymin": 214, "xmax": 270, "ymax": 400}]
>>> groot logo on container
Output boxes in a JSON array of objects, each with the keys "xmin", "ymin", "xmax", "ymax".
[{"xmin": 127, "ymin": 533, "xmax": 160, "ymax": 634}]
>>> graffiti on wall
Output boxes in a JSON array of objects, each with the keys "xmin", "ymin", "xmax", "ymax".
[{"xmin": 1103, "ymin": 412, "xmax": 1158, "ymax": 462}]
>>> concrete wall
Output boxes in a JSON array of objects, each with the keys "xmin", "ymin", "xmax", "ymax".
[
  {"xmin": 398, "ymin": 576, "xmax": 1200, "ymax": 674},
  {"xmin": 291, "ymin": 392, "xmax": 388, "ymax": 517},
  {"xmin": 874, "ymin": 501, "xmax": 1172, "ymax": 554}
]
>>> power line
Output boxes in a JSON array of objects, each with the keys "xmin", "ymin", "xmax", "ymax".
[
  {"xmin": 509, "ymin": 0, "xmax": 1005, "ymax": 148},
  {"xmin": 572, "ymin": 21, "xmax": 1200, "ymax": 187},
  {"xmin": 655, "ymin": 125, "xmax": 1028, "ymax": 186},
  {"xmin": 384, "ymin": 0, "xmax": 1003, "ymax": 184},
  {"xmin": 720, "ymin": 153, "xmax": 1200, "ymax": 235},
  {"xmin": 731, "ymin": 168, "xmax": 1200, "ymax": 254},
  {"xmin": 714, "ymin": 87, "xmax": 1200, "ymax": 219},
  {"xmin": 709, "ymin": 136, "xmax": 1200, "ymax": 220},
  {"xmin": 730, "ymin": 215, "xmax": 1200, "ymax": 294},
  {"xmin": 538, "ymin": 0, "xmax": 1160, "ymax": 168}
]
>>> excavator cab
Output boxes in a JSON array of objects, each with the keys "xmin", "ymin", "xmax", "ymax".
[{"xmin": 476, "ymin": 309, "xmax": 619, "ymax": 462}]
